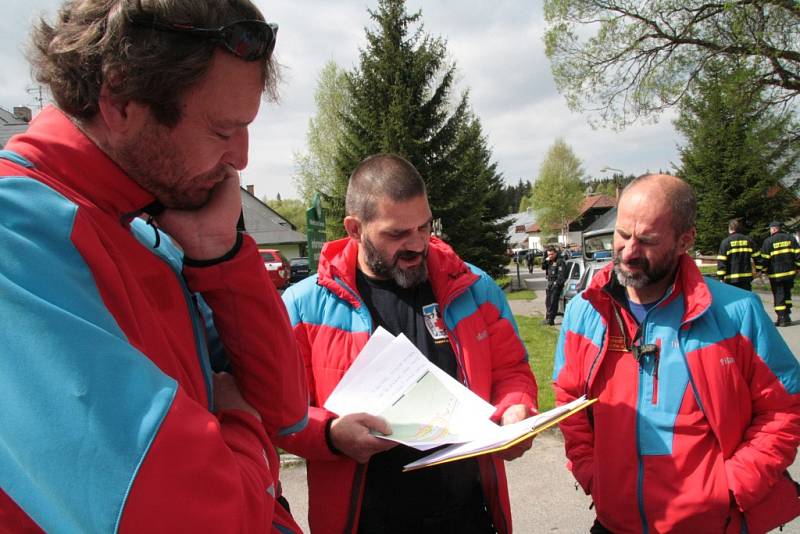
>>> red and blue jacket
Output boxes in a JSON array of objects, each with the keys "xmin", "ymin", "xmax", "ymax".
[
  {"xmin": 554, "ymin": 255, "xmax": 800, "ymax": 534},
  {"xmin": 0, "ymin": 107, "xmax": 308, "ymax": 533},
  {"xmin": 277, "ymin": 236, "xmax": 538, "ymax": 534}
]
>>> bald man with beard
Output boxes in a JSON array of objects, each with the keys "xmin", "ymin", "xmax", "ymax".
[{"xmin": 553, "ymin": 174, "xmax": 800, "ymax": 533}]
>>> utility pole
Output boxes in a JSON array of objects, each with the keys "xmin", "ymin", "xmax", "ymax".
[{"xmin": 26, "ymin": 85, "xmax": 47, "ymax": 112}]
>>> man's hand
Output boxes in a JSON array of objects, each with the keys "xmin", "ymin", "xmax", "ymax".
[
  {"xmin": 330, "ymin": 413, "xmax": 397, "ymax": 464},
  {"xmin": 213, "ymin": 372, "xmax": 261, "ymax": 422},
  {"xmin": 156, "ymin": 168, "xmax": 242, "ymax": 260},
  {"xmin": 498, "ymin": 404, "xmax": 534, "ymax": 461}
]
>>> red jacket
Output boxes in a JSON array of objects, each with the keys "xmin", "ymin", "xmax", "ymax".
[
  {"xmin": 554, "ymin": 255, "xmax": 800, "ymax": 533},
  {"xmin": 0, "ymin": 107, "xmax": 308, "ymax": 533},
  {"xmin": 278, "ymin": 237, "xmax": 538, "ymax": 533}
]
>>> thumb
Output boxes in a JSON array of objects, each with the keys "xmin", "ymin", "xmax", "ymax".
[{"xmin": 362, "ymin": 414, "xmax": 392, "ymax": 436}]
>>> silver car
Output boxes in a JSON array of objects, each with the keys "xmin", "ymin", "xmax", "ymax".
[{"xmin": 558, "ymin": 228, "xmax": 615, "ymax": 314}]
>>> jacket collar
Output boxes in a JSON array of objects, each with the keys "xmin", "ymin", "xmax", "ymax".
[
  {"xmin": 316, "ymin": 235, "xmax": 478, "ymax": 308},
  {"xmin": 5, "ymin": 106, "xmax": 155, "ymax": 223},
  {"xmin": 583, "ymin": 254, "xmax": 711, "ymax": 325}
]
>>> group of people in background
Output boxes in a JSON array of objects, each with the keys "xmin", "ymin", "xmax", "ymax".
[
  {"xmin": 1, "ymin": 1, "xmax": 799, "ymax": 534},
  {"xmin": 717, "ymin": 219, "xmax": 800, "ymax": 326}
]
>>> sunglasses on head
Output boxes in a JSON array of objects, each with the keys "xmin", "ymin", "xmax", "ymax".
[{"xmin": 130, "ymin": 16, "xmax": 278, "ymax": 61}]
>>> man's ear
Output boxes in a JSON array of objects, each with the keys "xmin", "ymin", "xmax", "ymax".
[
  {"xmin": 343, "ymin": 216, "xmax": 362, "ymax": 241},
  {"xmin": 97, "ymin": 79, "xmax": 148, "ymax": 135},
  {"xmin": 678, "ymin": 227, "xmax": 696, "ymax": 254}
]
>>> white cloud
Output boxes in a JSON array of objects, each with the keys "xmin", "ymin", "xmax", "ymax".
[{"xmin": 0, "ymin": 0, "xmax": 684, "ymax": 201}]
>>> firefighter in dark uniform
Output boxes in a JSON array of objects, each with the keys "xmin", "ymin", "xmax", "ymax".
[
  {"xmin": 759, "ymin": 221, "xmax": 800, "ymax": 327},
  {"xmin": 542, "ymin": 246, "xmax": 567, "ymax": 325},
  {"xmin": 716, "ymin": 219, "xmax": 758, "ymax": 290}
]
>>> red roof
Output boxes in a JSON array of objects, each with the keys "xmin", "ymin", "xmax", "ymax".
[{"xmin": 578, "ymin": 194, "xmax": 616, "ymax": 213}]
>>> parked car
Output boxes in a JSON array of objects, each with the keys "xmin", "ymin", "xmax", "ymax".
[
  {"xmin": 289, "ymin": 256, "xmax": 311, "ymax": 284},
  {"xmin": 259, "ymin": 248, "xmax": 290, "ymax": 290},
  {"xmin": 558, "ymin": 258, "xmax": 586, "ymax": 315},
  {"xmin": 558, "ymin": 228, "xmax": 615, "ymax": 315}
]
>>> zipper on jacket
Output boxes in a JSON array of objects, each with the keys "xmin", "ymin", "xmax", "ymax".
[
  {"xmin": 635, "ymin": 348, "xmax": 650, "ymax": 533},
  {"xmin": 650, "ymin": 339, "xmax": 662, "ymax": 405},
  {"xmin": 138, "ymin": 232, "xmax": 214, "ymax": 409},
  {"xmin": 440, "ymin": 285, "xmax": 473, "ymax": 388}
]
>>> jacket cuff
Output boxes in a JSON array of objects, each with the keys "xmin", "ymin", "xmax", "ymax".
[
  {"xmin": 324, "ymin": 417, "xmax": 343, "ymax": 456},
  {"xmin": 183, "ymin": 232, "xmax": 243, "ymax": 267}
]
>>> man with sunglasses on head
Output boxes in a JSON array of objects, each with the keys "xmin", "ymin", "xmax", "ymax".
[
  {"xmin": 278, "ymin": 154, "xmax": 538, "ymax": 534},
  {"xmin": 0, "ymin": 1, "xmax": 307, "ymax": 532}
]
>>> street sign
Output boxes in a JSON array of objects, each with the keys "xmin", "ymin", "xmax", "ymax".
[{"xmin": 306, "ymin": 193, "xmax": 326, "ymax": 274}]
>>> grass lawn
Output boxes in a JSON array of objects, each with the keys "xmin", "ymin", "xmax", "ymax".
[
  {"xmin": 506, "ymin": 289, "xmax": 536, "ymax": 300},
  {"xmin": 514, "ymin": 314, "xmax": 559, "ymax": 411}
]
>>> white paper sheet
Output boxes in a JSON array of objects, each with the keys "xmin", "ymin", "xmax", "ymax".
[
  {"xmin": 323, "ymin": 327, "xmax": 496, "ymax": 448},
  {"xmin": 403, "ymin": 396, "xmax": 591, "ymax": 470}
]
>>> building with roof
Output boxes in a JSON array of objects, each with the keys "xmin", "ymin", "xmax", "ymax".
[
  {"xmin": 584, "ymin": 206, "xmax": 617, "ymax": 233},
  {"xmin": 520, "ymin": 194, "xmax": 617, "ymax": 249},
  {"xmin": 0, "ymin": 106, "xmax": 32, "ymax": 147},
  {"xmin": 506, "ymin": 208, "xmax": 539, "ymax": 252},
  {"xmin": 241, "ymin": 185, "xmax": 307, "ymax": 259}
]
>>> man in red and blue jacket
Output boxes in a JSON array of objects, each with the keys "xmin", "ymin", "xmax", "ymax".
[
  {"xmin": 0, "ymin": 1, "xmax": 307, "ymax": 532},
  {"xmin": 554, "ymin": 174, "xmax": 800, "ymax": 534},
  {"xmin": 278, "ymin": 154, "xmax": 538, "ymax": 533}
]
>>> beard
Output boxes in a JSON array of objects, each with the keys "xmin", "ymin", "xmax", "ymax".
[
  {"xmin": 112, "ymin": 124, "xmax": 225, "ymax": 210},
  {"xmin": 363, "ymin": 235, "xmax": 428, "ymax": 289},
  {"xmin": 613, "ymin": 247, "xmax": 679, "ymax": 289}
]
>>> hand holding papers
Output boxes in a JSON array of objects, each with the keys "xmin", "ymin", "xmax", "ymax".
[
  {"xmin": 403, "ymin": 396, "xmax": 596, "ymax": 471},
  {"xmin": 324, "ymin": 327, "xmax": 596, "ymax": 470},
  {"xmin": 324, "ymin": 328, "xmax": 497, "ymax": 449}
]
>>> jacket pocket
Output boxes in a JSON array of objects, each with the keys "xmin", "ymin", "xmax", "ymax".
[{"xmin": 743, "ymin": 471, "xmax": 800, "ymax": 534}]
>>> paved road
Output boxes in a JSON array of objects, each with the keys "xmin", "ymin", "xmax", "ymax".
[{"xmin": 279, "ymin": 271, "xmax": 800, "ymax": 533}]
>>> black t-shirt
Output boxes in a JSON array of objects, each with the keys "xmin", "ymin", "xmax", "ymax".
[{"xmin": 355, "ymin": 270, "xmax": 494, "ymax": 534}]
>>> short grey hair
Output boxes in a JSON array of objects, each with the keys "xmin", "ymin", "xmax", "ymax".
[
  {"xmin": 621, "ymin": 174, "xmax": 696, "ymax": 236},
  {"xmin": 345, "ymin": 154, "xmax": 427, "ymax": 222}
]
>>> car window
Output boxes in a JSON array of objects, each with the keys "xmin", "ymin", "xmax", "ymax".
[
  {"xmin": 261, "ymin": 252, "xmax": 276, "ymax": 262},
  {"xmin": 569, "ymin": 263, "xmax": 582, "ymax": 280},
  {"xmin": 583, "ymin": 231, "xmax": 614, "ymax": 260}
]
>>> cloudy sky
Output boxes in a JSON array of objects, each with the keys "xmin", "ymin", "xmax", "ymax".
[{"xmin": 0, "ymin": 0, "xmax": 684, "ymax": 201}]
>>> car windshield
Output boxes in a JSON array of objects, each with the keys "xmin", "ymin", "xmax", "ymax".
[
  {"xmin": 261, "ymin": 252, "xmax": 276, "ymax": 261},
  {"xmin": 291, "ymin": 258, "xmax": 308, "ymax": 267},
  {"xmin": 583, "ymin": 232, "xmax": 614, "ymax": 260}
]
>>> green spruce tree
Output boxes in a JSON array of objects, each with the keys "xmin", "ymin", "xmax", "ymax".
[
  {"xmin": 332, "ymin": 0, "xmax": 509, "ymax": 275},
  {"xmin": 675, "ymin": 62, "xmax": 800, "ymax": 252}
]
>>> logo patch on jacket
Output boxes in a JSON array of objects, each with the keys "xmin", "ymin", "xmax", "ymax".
[{"xmin": 422, "ymin": 303, "xmax": 448, "ymax": 342}]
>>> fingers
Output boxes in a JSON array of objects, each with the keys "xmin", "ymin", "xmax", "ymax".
[
  {"xmin": 360, "ymin": 413, "xmax": 392, "ymax": 436},
  {"xmin": 330, "ymin": 413, "xmax": 396, "ymax": 464},
  {"xmin": 501, "ymin": 403, "xmax": 531, "ymax": 426},
  {"xmin": 498, "ymin": 404, "xmax": 534, "ymax": 461}
]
